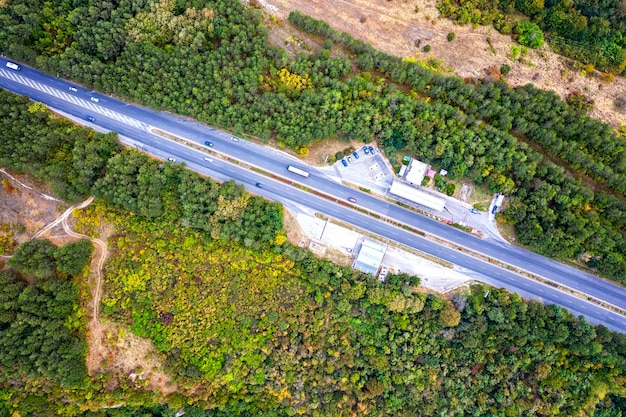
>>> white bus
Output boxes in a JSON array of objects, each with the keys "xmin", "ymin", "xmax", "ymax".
[{"xmin": 287, "ymin": 165, "xmax": 310, "ymax": 178}]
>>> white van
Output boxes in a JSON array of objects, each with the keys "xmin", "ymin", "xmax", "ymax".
[{"xmin": 5, "ymin": 62, "xmax": 20, "ymax": 71}]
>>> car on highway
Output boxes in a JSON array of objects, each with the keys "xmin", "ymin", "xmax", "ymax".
[
  {"xmin": 347, "ymin": 197, "xmax": 357, "ymax": 203},
  {"xmin": 167, "ymin": 157, "xmax": 176, "ymax": 162},
  {"xmin": 231, "ymin": 136, "xmax": 238, "ymax": 142},
  {"xmin": 85, "ymin": 115, "xmax": 96, "ymax": 122},
  {"xmin": 363, "ymin": 146, "xmax": 369, "ymax": 154},
  {"xmin": 256, "ymin": 183, "xmax": 263, "ymax": 188},
  {"xmin": 5, "ymin": 62, "xmax": 20, "ymax": 71},
  {"xmin": 204, "ymin": 141, "xmax": 213, "ymax": 147},
  {"xmin": 68, "ymin": 86, "xmax": 78, "ymax": 92},
  {"xmin": 90, "ymin": 96, "xmax": 100, "ymax": 103},
  {"xmin": 341, "ymin": 159, "xmax": 348, "ymax": 167},
  {"xmin": 470, "ymin": 208, "xmax": 479, "ymax": 214},
  {"xmin": 203, "ymin": 157, "xmax": 213, "ymax": 163},
  {"xmin": 353, "ymin": 151, "xmax": 359, "ymax": 159}
]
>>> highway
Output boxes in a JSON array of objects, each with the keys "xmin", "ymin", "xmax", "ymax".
[{"xmin": 1, "ymin": 58, "xmax": 625, "ymax": 332}]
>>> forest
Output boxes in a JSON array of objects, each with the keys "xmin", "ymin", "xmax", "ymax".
[
  {"xmin": 1, "ymin": 0, "xmax": 624, "ymax": 282},
  {"xmin": 1, "ymin": 192, "xmax": 626, "ymax": 416},
  {"xmin": 437, "ymin": 0, "xmax": 626, "ymax": 72}
]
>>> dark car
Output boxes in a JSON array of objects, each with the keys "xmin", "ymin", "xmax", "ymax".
[
  {"xmin": 353, "ymin": 151, "xmax": 359, "ymax": 159},
  {"xmin": 204, "ymin": 141, "xmax": 213, "ymax": 147},
  {"xmin": 85, "ymin": 115, "xmax": 96, "ymax": 122},
  {"xmin": 341, "ymin": 159, "xmax": 348, "ymax": 167},
  {"xmin": 368, "ymin": 146, "xmax": 375, "ymax": 154},
  {"xmin": 255, "ymin": 183, "xmax": 263, "ymax": 188},
  {"xmin": 347, "ymin": 197, "xmax": 357, "ymax": 203},
  {"xmin": 491, "ymin": 205, "xmax": 498, "ymax": 214},
  {"xmin": 363, "ymin": 146, "xmax": 369, "ymax": 155}
]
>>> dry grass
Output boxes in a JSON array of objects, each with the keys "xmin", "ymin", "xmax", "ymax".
[{"xmin": 262, "ymin": 0, "xmax": 625, "ymax": 128}]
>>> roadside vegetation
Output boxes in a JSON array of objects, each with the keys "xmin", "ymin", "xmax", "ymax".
[
  {"xmin": 0, "ymin": 2, "xmax": 626, "ymax": 414},
  {"xmin": 1, "ymin": 0, "xmax": 624, "ymax": 283}
]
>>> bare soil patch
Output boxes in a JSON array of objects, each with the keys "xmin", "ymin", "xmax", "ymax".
[
  {"xmin": 261, "ymin": 0, "xmax": 626, "ymax": 127},
  {"xmin": 0, "ymin": 171, "xmax": 65, "ymax": 252}
]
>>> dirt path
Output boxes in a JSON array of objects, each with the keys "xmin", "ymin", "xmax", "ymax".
[{"xmin": 264, "ymin": 0, "xmax": 626, "ymax": 127}]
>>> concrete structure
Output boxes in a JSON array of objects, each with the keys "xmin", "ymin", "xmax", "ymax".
[
  {"xmin": 388, "ymin": 180, "xmax": 446, "ymax": 212},
  {"xmin": 404, "ymin": 159, "xmax": 429, "ymax": 185},
  {"xmin": 353, "ymin": 239, "xmax": 387, "ymax": 275}
]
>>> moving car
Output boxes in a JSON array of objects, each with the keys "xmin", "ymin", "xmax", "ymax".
[
  {"xmin": 203, "ymin": 157, "xmax": 213, "ymax": 163},
  {"xmin": 5, "ymin": 62, "xmax": 20, "ymax": 70},
  {"xmin": 231, "ymin": 136, "xmax": 238, "ymax": 142},
  {"xmin": 85, "ymin": 115, "xmax": 96, "ymax": 122},
  {"xmin": 347, "ymin": 197, "xmax": 357, "ymax": 203},
  {"xmin": 68, "ymin": 86, "xmax": 78, "ymax": 92},
  {"xmin": 255, "ymin": 183, "xmax": 263, "ymax": 188},
  {"xmin": 341, "ymin": 159, "xmax": 348, "ymax": 167},
  {"xmin": 204, "ymin": 141, "xmax": 213, "ymax": 147},
  {"xmin": 167, "ymin": 157, "xmax": 176, "ymax": 162},
  {"xmin": 90, "ymin": 96, "xmax": 100, "ymax": 103}
]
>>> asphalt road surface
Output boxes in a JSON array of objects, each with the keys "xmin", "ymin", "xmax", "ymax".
[{"xmin": 1, "ymin": 58, "xmax": 625, "ymax": 332}]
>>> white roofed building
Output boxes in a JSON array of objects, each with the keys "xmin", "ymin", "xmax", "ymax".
[
  {"xmin": 353, "ymin": 239, "xmax": 387, "ymax": 275},
  {"xmin": 388, "ymin": 180, "xmax": 446, "ymax": 212}
]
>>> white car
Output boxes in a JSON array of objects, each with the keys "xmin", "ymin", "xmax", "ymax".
[
  {"xmin": 68, "ymin": 87, "xmax": 78, "ymax": 92},
  {"xmin": 203, "ymin": 157, "xmax": 213, "ymax": 163},
  {"xmin": 167, "ymin": 157, "xmax": 176, "ymax": 162},
  {"xmin": 5, "ymin": 62, "xmax": 20, "ymax": 70},
  {"xmin": 90, "ymin": 96, "xmax": 100, "ymax": 103},
  {"xmin": 231, "ymin": 136, "xmax": 238, "ymax": 142}
]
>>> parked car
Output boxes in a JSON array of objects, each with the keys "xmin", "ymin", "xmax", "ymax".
[
  {"xmin": 363, "ymin": 146, "xmax": 369, "ymax": 155},
  {"xmin": 347, "ymin": 156, "xmax": 353, "ymax": 163},
  {"xmin": 204, "ymin": 141, "xmax": 213, "ymax": 147},
  {"xmin": 470, "ymin": 208, "xmax": 479, "ymax": 214},
  {"xmin": 341, "ymin": 159, "xmax": 348, "ymax": 167},
  {"xmin": 353, "ymin": 151, "xmax": 359, "ymax": 159},
  {"xmin": 491, "ymin": 205, "xmax": 498, "ymax": 214},
  {"xmin": 255, "ymin": 183, "xmax": 263, "ymax": 188},
  {"xmin": 68, "ymin": 86, "xmax": 78, "ymax": 92},
  {"xmin": 347, "ymin": 197, "xmax": 357, "ymax": 203},
  {"xmin": 167, "ymin": 157, "xmax": 176, "ymax": 162},
  {"xmin": 90, "ymin": 96, "xmax": 100, "ymax": 103},
  {"xmin": 85, "ymin": 115, "xmax": 96, "ymax": 122},
  {"xmin": 368, "ymin": 146, "xmax": 375, "ymax": 154}
]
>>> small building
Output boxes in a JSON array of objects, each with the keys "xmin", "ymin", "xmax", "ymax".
[
  {"xmin": 389, "ymin": 180, "xmax": 446, "ymax": 212},
  {"xmin": 404, "ymin": 159, "xmax": 429, "ymax": 186},
  {"xmin": 426, "ymin": 168, "xmax": 436, "ymax": 178},
  {"xmin": 353, "ymin": 239, "xmax": 387, "ymax": 276}
]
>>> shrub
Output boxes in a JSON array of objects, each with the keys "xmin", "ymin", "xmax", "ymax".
[
  {"xmin": 423, "ymin": 44, "xmax": 431, "ymax": 52},
  {"xmin": 500, "ymin": 64, "xmax": 511, "ymax": 75},
  {"xmin": 516, "ymin": 21, "xmax": 544, "ymax": 48},
  {"xmin": 447, "ymin": 32, "xmax": 456, "ymax": 42}
]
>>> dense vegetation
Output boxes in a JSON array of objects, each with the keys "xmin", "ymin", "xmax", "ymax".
[
  {"xmin": 1, "ymin": 0, "xmax": 624, "ymax": 282},
  {"xmin": 437, "ymin": 0, "xmax": 626, "ymax": 72},
  {"xmin": 1, "ymin": 73, "xmax": 626, "ymax": 416},
  {"xmin": 0, "ymin": 238, "xmax": 90, "ymax": 388}
]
